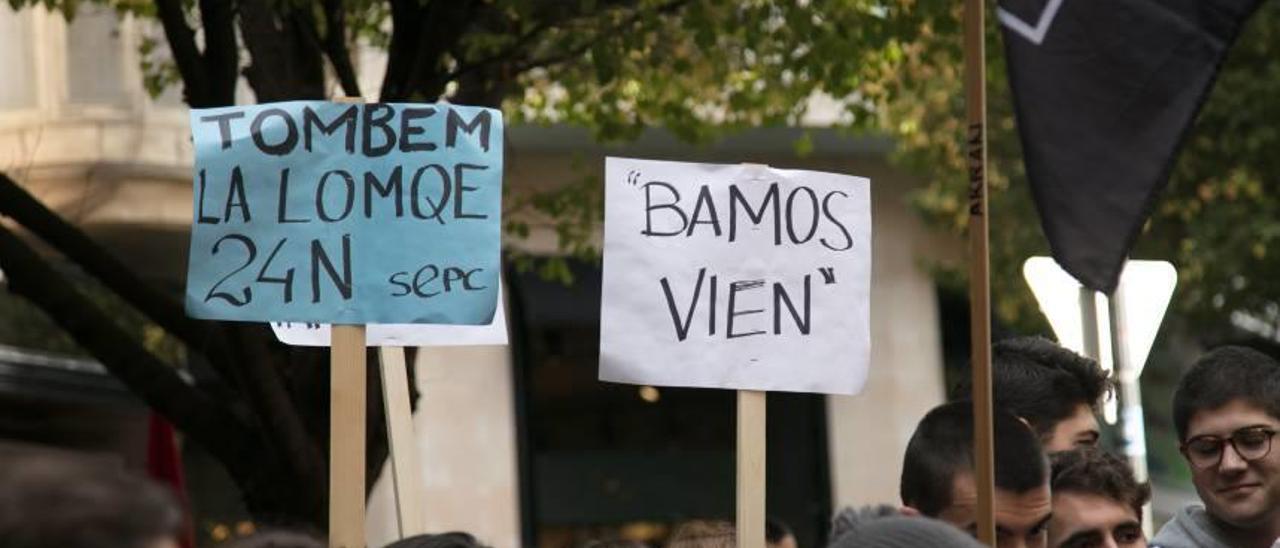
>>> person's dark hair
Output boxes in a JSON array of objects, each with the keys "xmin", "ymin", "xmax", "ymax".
[
  {"xmin": 828, "ymin": 506, "xmax": 983, "ymax": 548},
  {"xmin": 227, "ymin": 529, "xmax": 324, "ymax": 548},
  {"xmin": 900, "ymin": 401, "xmax": 1048, "ymax": 517},
  {"xmin": 0, "ymin": 457, "xmax": 182, "ymax": 548},
  {"xmin": 384, "ymin": 532, "xmax": 489, "ymax": 548},
  {"xmin": 950, "ymin": 337, "xmax": 1110, "ymax": 440},
  {"xmin": 1050, "ymin": 448, "xmax": 1150, "ymax": 516},
  {"xmin": 665, "ymin": 520, "xmax": 735, "ymax": 548},
  {"xmin": 1173, "ymin": 345, "xmax": 1280, "ymax": 441},
  {"xmin": 765, "ymin": 517, "xmax": 792, "ymax": 544}
]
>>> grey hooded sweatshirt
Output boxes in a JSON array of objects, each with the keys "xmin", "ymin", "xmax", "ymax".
[{"xmin": 1152, "ymin": 505, "xmax": 1278, "ymax": 548}]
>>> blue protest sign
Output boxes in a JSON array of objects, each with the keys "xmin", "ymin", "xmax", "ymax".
[{"xmin": 184, "ymin": 101, "xmax": 503, "ymax": 325}]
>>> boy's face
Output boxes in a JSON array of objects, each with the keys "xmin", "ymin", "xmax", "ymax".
[
  {"xmin": 1047, "ymin": 491, "xmax": 1144, "ymax": 548},
  {"xmin": 936, "ymin": 472, "xmax": 1052, "ymax": 548},
  {"xmin": 1043, "ymin": 403, "xmax": 1101, "ymax": 454},
  {"xmin": 1184, "ymin": 399, "xmax": 1280, "ymax": 530}
]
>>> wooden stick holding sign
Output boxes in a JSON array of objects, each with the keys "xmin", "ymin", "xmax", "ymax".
[
  {"xmin": 736, "ymin": 162, "xmax": 769, "ymax": 548},
  {"xmin": 330, "ymin": 323, "xmax": 367, "ymax": 548},
  {"xmin": 599, "ymin": 158, "xmax": 872, "ymax": 548},
  {"xmin": 737, "ymin": 390, "xmax": 766, "ymax": 548},
  {"xmin": 328, "ymin": 94, "xmax": 368, "ymax": 548},
  {"xmin": 963, "ymin": 0, "xmax": 997, "ymax": 544},
  {"xmin": 378, "ymin": 346, "xmax": 427, "ymax": 536}
]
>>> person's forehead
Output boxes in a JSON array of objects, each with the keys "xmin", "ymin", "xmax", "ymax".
[
  {"xmin": 1188, "ymin": 399, "xmax": 1280, "ymax": 437},
  {"xmin": 1052, "ymin": 491, "xmax": 1137, "ymax": 523},
  {"xmin": 993, "ymin": 485, "xmax": 1052, "ymax": 528},
  {"xmin": 1056, "ymin": 404, "xmax": 1100, "ymax": 432}
]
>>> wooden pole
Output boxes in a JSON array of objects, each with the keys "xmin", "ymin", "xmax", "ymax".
[
  {"xmin": 737, "ymin": 390, "xmax": 766, "ymax": 548},
  {"xmin": 379, "ymin": 346, "xmax": 428, "ymax": 537},
  {"xmin": 329, "ymin": 324, "xmax": 367, "ymax": 548},
  {"xmin": 963, "ymin": 0, "xmax": 995, "ymax": 545},
  {"xmin": 328, "ymin": 95, "xmax": 367, "ymax": 548}
]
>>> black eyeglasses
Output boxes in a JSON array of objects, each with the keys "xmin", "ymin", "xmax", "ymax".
[{"xmin": 1181, "ymin": 426, "xmax": 1277, "ymax": 469}]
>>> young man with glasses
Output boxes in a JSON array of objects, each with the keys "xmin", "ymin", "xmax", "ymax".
[{"xmin": 1152, "ymin": 346, "xmax": 1280, "ymax": 548}]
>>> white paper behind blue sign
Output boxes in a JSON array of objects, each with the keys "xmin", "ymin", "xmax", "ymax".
[
  {"xmin": 270, "ymin": 283, "xmax": 509, "ymax": 347},
  {"xmin": 599, "ymin": 158, "xmax": 872, "ymax": 395},
  {"xmin": 184, "ymin": 101, "xmax": 502, "ymax": 324}
]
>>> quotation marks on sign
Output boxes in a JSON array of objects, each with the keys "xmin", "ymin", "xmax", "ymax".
[
  {"xmin": 627, "ymin": 170, "xmax": 641, "ymax": 186},
  {"xmin": 660, "ymin": 266, "xmax": 838, "ymax": 342}
]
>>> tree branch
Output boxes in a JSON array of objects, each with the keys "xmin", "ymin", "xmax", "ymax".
[
  {"xmin": 379, "ymin": 0, "xmax": 426, "ymax": 101},
  {"xmin": 197, "ymin": 0, "xmax": 240, "ymax": 106},
  {"xmin": 226, "ymin": 325, "xmax": 327, "ymax": 514},
  {"xmin": 321, "ymin": 0, "xmax": 362, "ymax": 98},
  {"xmin": 155, "ymin": 0, "xmax": 211, "ymax": 106},
  {"xmin": 0, "ymin": 173, "xmax": 237, "ymax": 378},
  {"xmin": 381, "ymin": 0, "xmax": 479, "ymax": 101},
  {"xmin": 238, "ymin": 0, "xmax": 326, "ymax": 102},
  {"xmin": 510, "ymin": 0, "xmax": 690, "ymax": 75},
  {"xmin": 0, "ymin": 223, "xmax": 252, "ymax": 465}
]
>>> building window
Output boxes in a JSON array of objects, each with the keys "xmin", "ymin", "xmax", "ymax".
[
  {"xmin": 67, "ymin": 6, "xmax": 127, "ymax": 107},
  {"xmin": 0, "ymin": 6, "xmax": 37, "ymax": 110}
]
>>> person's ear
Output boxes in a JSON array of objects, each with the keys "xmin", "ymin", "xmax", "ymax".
[{"xmin": 899, "ymin": 505, "xmax": 921, "ymax": 517}]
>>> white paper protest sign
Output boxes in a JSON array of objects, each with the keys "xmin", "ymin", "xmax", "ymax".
[
  {"xmin": 270, "ymin": 284, "xmax": 509, "ymax": 347},
  {"xmin": 599, "ymin": 157, "xmax": 872, "ymax": 395}
]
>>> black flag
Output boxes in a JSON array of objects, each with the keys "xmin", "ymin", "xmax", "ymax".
[{"xmin": 999, "ymin": 0, "xmax": 1262, "ymax": 293}]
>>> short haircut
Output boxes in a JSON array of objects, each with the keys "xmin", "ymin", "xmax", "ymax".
[
  {"xmin": 666, "ymin": 520, "xmax": 735, "ymax": 548},
  {"xmin": 385, "ymin": 532, "xmax": 490, "ymax": 548},
  {"xmin": 901, "ymin": 401, "xmax": 1049, "ymax": 517},
  {"xmin": 1173, "ymin": 345, "xmax": 1280, "ymax": 441},
  {"xmin": 950, "ymin": 337, "xmax": 1111, "ymax": 439},
  {"xmin": 765, "ymin": 517, "xmax": 792, "ymax": 543},
  {"xmin": 0, "ymin": 458, "xmax": 182, "ymax": 548},
  {"xmin": 229, "ymin": 530, "xmax": 324, "ymax": 548},
  {"xmin": 1050, "ymin": 448, "xmax": 1150, "ymax": 516}
]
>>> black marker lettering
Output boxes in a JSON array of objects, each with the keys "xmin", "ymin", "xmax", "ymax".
[
  {"xmin": 409, "ymin": 164, "xmax": 450, "ymax": 223},
  {"xmin": 361, "ymin": 104, "xmax": 396, "ymax": 157},
  {"xmin": 316, "ymin": 170, "xmax": 356, "ymax": 222},
  {"xmin": 446, "ymin": 109, "xmax": 492, "ymax": 152},
  {"xmin": 772, "ymin": 275, "xmax": 811, "ymax": 335},
  {"xmin": 660, "ymin": 267, "xmax": 706, "ymax": 342},
  {"xmin": 303, "ymin": 105, "xmax": 358, "ymax": 153},
  {"xmin": 686, "ymin": 184, "xmax": 722, "ymax": 237},
  {"xmin": 196, "ymin": 169, "xmax": 220, "ymax": 224},
  {"xmin": 727, "ymin": 280, "xmax": 766, "ymax": 339},
  {"xmin": 398, "ymin": 107, "xmax": 437, "ymax": 152},
  {"xmin": 820, "ymin": 190, "xmax": 854, "ymax": 251},
  {"xmin": 250, "ymin": 108, "xmax": 299, "ymax": 156},
  {"xmin": 222, "ymin": 166, "xmax": 251, "ymax": 222},
  {"xmin": 200, "ymin": 111, "xmax": 245, "ymax": 150},
  {"xmin": 642, "ymin": 181, "xmax": 687, "ymax": 236},
  {"xmin": 729, "ymin": 182, "xmax": 780, "ymax": 244},
  {"xmin": 364, "ymin": 166, "xmax": 404, "ymax": 218},
  {"xmin": 276, "ymin": 168, "xmax": 309, "ymax": 223},
  {"xmin": 453, "ymin": 163, "xmax": 487, "ymax": 220}
]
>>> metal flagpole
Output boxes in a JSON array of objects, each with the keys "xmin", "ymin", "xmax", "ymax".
[{"xmin": 1107, "ymin": 284, "xmax": 1154, "ymax": 536}]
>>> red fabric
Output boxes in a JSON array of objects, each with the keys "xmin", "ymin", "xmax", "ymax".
[{"xmin": 146, "ymin": 414, "xmax": 196, "ymax": 548}]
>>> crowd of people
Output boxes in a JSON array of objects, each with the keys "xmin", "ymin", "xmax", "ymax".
[
  {"xmin": 869, "ymin": 339, "xmax": 1280, "ymax": 548},
  {"xmin": 2, "ymin": 338, "xmax": 1278, "ymax": 547}
]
